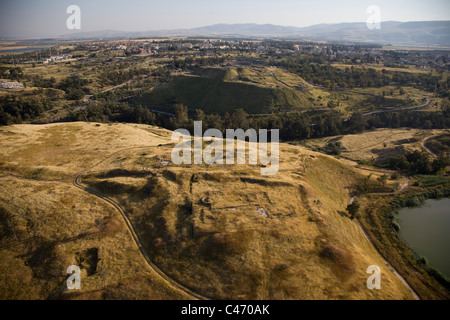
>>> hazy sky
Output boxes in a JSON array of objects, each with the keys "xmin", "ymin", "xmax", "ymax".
[{"xmin": 1, "ymin": 0, "xmax": 450, "ymax": 38}]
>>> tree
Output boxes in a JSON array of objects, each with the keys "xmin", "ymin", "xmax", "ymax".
[
  {"xmin": 65, "ymin": 87, "xmax": 85, "ymax": 100},
  {"xmin": 230, "ymin": 108, "xmax": 249, "ymax": 130},
  {"xmin": 347, "ymin": 199, "xmax": 361, "ymax": 220},
  {"xmin": 172, "ymin": 104, "xmax": 189, "ymax": 129},
  {"xmin": 194, "ymin": 109, "xmax": 206, "ymax": 122},
  {"xmin": 327, "ymin": 142, "xmax": 343, "ymax": 155},
  {"xmin": 409, "ymin": 151, "xmax": 432, "ymax": 174},
  {"xmin": 205, "ymin": 114, "xmax": 224, "ymax": 132},
  {"xmin": 440, "ymin": 99, "xmax": 450, "ymax": 114},
  {"xmin": 377, "ymin": 174, "xmax": 389, "ymax": 186},
  {"xmin": 327, "ymin": 100, "xmax": 338, "ymax": 109},
  {"xmin": 348, "ymin": 112, "xmax": 367, "ymax": 133},
  {"xmin": 432, "ymin": 153, "xmax": 450, "ymax": 172},
  {"xmin": 388, "ymin": 154, "xmax": 409, "ymax": 171},
  {"xmin": 423, "ymin": 120, "xmax": 432, "ymax": 129}
]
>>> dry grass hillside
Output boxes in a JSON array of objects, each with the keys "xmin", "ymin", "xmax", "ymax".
[{"xmin": 0, "ymin": 122, "xmax": 416, "ymax": 299}]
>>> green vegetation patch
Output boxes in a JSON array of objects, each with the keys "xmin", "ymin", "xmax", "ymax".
[{"xmin": 134, "ymin": 68, "xmax": 317, "ymax": 114}]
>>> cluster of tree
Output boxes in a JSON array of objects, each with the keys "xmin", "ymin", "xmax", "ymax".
[
  {"xmin": 31, "ymin": 75, "xmax": 56, "ymax": 88},
  {"xmin": 150, "ymin": 67, "xmax": 173, "ymax": 82},
  {"xmin": 57, "ymin": 76, "xmax": 91, "ymax": 100},
  {"xmin": 346, "ymin": 199, "xmax": 360, "ymax": 220},
  {"xmin": 271, "ymin": 59, "xmax": 391, "ymax": 88},
  {"xmin": 63, "ymin": 100, "xmax": 450, "ymax": 143},
  {"xmin": 0, "ymin": 95, "xmax": 52, "ymax": 125},
  {"xmin": 363, "ymin": 95, "xmax": 412, "ymax": 109},
  {"xmin": 0, "ymin": 67, "xmax": 24, "ymax": 80},
  {"xmin": 387, "ymin": 150, "xmax": 449, "ymax": 174},
  {"xmin": 98, "ymin": 67, "xmax": 148, "ymax": 86},
  {"xmin": 19, "ymin": 74, "xmax": 91, "ymax": 100},
  {"xmin": 361, "ymin": 109, "xmax": 450, "ymax": 131},
  {"xmin": 167, "ymin": 56, "xmax": 227, "ymax": 71},
  {"xmin": 353, "ymin": 173, "xmax": 393, "ymax": 195},
  {"xmin": 166, "ymin": 107, "xmax": 352, "ymax": 140},
  {"xmin": 390, "ymin": 184, "xmax": 450, "ymax": 209},
  {"xmin": 268, "ymin": 108, "xmax": 450, "ymax": 140},
  {"xmin": 67, "ymin": 102, "xmax": 161, "ymax": 126},
  {"xmin": 326, "ymin": 141, "xmax": 344, "ymax": 155},
  {"xmin": 391, "ymin": 72, "xmax": 449, "ymax": 96},
  {"xmin": 271, "ymin": 58, "xmax": 449, "ymax": 97}
]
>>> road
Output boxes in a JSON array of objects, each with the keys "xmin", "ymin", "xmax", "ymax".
[
  {"xmin": 344, "ymin": 89, "xmax": 377, "ymax": 96},
  {"xmin": 82, "ymin": 80, "xmax": 134, "ymax": 102},
  {"xmin": 421, "ymin": 135, "xmax": 438, "ymax": 157},
  {"xmin": 72, "ymin": 146, "xmax": 210, "ymax": 300},
  {"xmin": 355, "ymin": 218, "xmax": 420, "ymax": 300},
  {"xmin": 362, "ymin": 98, "xmax": 431, "ymax": 116}
]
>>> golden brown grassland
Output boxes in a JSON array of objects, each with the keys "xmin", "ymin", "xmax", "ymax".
[{"xmin": 0, "ymin": 122, "xmax": 432, "ymax": 299}]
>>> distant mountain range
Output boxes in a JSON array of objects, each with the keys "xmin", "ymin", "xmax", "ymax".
[{"xmin": 60, "ymin": 21, "xmax": 450, "ymax": 47}]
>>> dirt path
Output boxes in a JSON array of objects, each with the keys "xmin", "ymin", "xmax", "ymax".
[
  {"xmin": 82, "ymin": 79, "xmax": 133, "ymax": 102},
  {"xmin": 398, "ymin": 176, "xmax": 410, "ymax": 192},
  {"xmin": 355, "ymin": 218, "xmax": 420, "ymax": 300},
  {"xmin": 362, "ymin": 98, "xmax": 431, "ymax": 116},
  {"xmin": 421, "ymin": 135, "xmax": 438, "ymax": 157},
  {"xmin": 72, "ymin": 146, "xmax": 210, "ymax": 300}
]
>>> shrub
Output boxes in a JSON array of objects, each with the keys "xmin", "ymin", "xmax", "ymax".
[{"xmin": 347, "ymin": 200, "xmax": 360, "ymax": 220}]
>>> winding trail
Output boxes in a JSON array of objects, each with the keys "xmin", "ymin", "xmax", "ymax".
[
  {"xmin": 421, "ymin": 135, "xmax": 438, "ymax": 157},
  {"xmin": 82, "ymin": 79, "xmax": 134, "ymax": 102},
  {"xmin": 362, "ymin": 98, "xmax": 431, "ymax": 116},
  {"xmin": 72, "ymin": 146, "xmax": 210, "ymax": 300}
]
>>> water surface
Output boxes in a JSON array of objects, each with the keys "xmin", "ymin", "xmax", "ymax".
[{"xmin": 397, "ymin": 198, "xmax": 450, "ymax": 279}]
